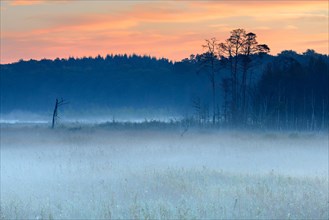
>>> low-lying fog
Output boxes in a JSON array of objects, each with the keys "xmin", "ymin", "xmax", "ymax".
[{"xmin": 1, "ymin": 124, "xmax": 328, "ymax": 219}]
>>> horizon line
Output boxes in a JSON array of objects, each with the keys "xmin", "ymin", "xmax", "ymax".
[{"xmin": 1, "ymin": 49, "xmax": 328, "ymax": 65}]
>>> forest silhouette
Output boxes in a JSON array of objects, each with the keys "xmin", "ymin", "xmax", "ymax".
[{"xmin": 1, "ymin": 29, "xmax": 328, "ymax": 130}]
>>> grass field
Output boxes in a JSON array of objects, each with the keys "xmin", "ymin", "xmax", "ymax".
[{"xmin": 1, "ymin": 124, "xmax": 328, "ymax": 219}]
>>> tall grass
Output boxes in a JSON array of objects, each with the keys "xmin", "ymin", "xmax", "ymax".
[{"xmin": 1, "ymin": 125, "xmax": 328, "ymax": 219}]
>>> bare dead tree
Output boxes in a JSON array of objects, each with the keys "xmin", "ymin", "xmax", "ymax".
[
  {"xmin": 322, "ymin": 98, "xmax": 325, "ymax": 130},
  {"xmin": 51, "ymin": 98, "xmax": 69, "ymax": 129}
]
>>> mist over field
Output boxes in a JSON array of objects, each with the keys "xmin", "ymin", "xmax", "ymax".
[
  {"xmin": 0, "ymin": 109, "xmax": 181, "ymax": 125},
  {"xmin": 1, "ymin": 123, "xmax": 328, "ymax": 219},
  {"xmin": 1, "ymin": 2, "xmax": 328, "ymax": 218}
]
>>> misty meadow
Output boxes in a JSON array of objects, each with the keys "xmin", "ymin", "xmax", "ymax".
[{"xmin": 1, "ymin": 1, "xmax": 328, "ymax": 219}]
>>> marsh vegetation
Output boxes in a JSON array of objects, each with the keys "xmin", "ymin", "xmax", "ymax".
[{"xmin": 1, "ymin": 124, "xmax": 328, "ymax": 219}]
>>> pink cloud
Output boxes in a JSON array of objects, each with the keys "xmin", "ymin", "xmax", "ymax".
[
  {"xmin": 10, "ymin": 0, "xmax": 44, "ymax": 6},
  {"xmin": 1, "ymin": 1, "xmax": 328, "ymax": 64}
]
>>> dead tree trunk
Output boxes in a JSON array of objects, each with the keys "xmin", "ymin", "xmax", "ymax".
[
  {"xmin": 322, "ymin": 98, "xmax": 325, "ymax": 130},
  {"xmin": 51, "ymin": 98, "xmax": 68, "ymax": 129},
  {"xmin": 52, "ymin": 99, "xmax": 59, "ymax": 129}
]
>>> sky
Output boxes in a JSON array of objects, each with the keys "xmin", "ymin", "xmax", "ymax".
[{"xmin": 0, "ymin": 0, "xmax": 328, "ymax": 64}]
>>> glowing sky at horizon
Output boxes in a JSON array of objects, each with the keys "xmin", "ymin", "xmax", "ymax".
[{"xmin": 0, "ymin": 0, "xmax": 328, "ymax": 64}]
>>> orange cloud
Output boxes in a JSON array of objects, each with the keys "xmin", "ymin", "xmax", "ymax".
[
  {"xmin": 1, "ymin": 1, "xmax": 328, "ymax": 64},
  {"xmin": 9, "ymin": 0, "xmax": 73, "ymax": 6},
  {"xmin": 10, "ymin": 0, "xmax": 44, "ymax": 6}
]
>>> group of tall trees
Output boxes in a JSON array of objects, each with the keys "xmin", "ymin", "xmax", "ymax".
[
  {"xmin": 196, "ymin": 29, "xmax": 328, "ymax": 130},
  {"xmin": 254, "ymin": 50, "xmax": 328, "ymax": 130},
  {"xmin": 199, "ymin": 29, "xmax": 270, "ymax": 125}
]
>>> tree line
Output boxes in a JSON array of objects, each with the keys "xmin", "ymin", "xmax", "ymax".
[{"xmin": 0, "ymin": 29, "xmax": 328, "ymax": 130}]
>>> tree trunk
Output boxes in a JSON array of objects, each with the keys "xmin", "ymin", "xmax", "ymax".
[{"xmin": 52, "ymin": 98, "xmax": 59, "ymax": 129}]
